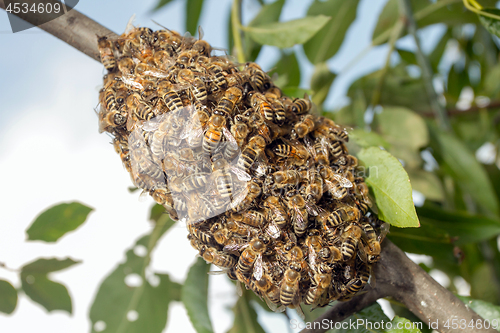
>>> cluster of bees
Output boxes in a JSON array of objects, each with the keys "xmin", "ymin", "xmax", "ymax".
[{"xmin": 97, "ymin": 25, "xmax": 388, "ymax": 317}]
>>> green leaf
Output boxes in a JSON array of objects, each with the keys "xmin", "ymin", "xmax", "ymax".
[
  {"xmin": 387, "ymin": 316, "xmax": 423, "ymax": 333},
  {"xmin": 407, "ymin": 170, "xmax": 444, "ymax": 202},
  {"xmin": 304, "ymin": 0, "xmax": 360, "ymax": 64},
  {"xmin": 244, "ymin": 0, "xmax": 285, "ymax": 62},
  {"xmin": 458, "ymin": 296, "xmax": 500, "ymax": 331},
  {"xmin": 478, "ymin": 8, "xmax": 500, "ymax": 39},
  {"xmin": 357, "ymin": 147, "xmax": 420, "ymax": 228},
  {"xmin": 429, "ymin": 29, "xmax": 451, "ymax": 73},
  {"xmin": 331, "ymin": 302, "xmax": 389, "ymax": 332},
  {"xmin": 227, "ymin": 290, "xmax": 266, "ymax": 333},
  {"xmin": 0, "ymin": 280, "xmax": 17, "ymax": 314},
  {"xmin": 244, "ymin": 15, "xmax": 330, "ymax": 49},
  {"xmin": 437, "ymin": 131, "xmax": 499, "ymax": 215},
  {"xmin": 89, "ymin": 224, "xmax": 179, "ymax": 333},
  {"xmin": 26, "ymin": 202, "xmax": 93, "ymax": 242},
  {"xmin": 269, "ymin": 51, "xmax": 301, "ymax": 89},
  {"xmin": 21, "ymin": 258, "xmax": 80, "ymax": 313},
  {"xmin": 310, "ymin": 62, "xmax": 336, "ymax": 107},
  {"xmin": 417, "ymin": 204, "xmax": 500, "ymax": 244},
  {"xmin": 281, "ymin": 87, "xmax": 312, "ymax": 99},
  {"xmin": 186, "ymin": 0, "xmax": 204, "ymax": 37},
  {"xmin": 396, "ymin": 48, "xmax": 417, "ymax": 65},
  {"xmin": 349, "ymin": 128, "xmax": 391, "ymax": 150},
  {"xmin": 149, "ymin": 204, "xmax": 166, "ymax": 223},
  {"xmin": 128, "ymin": 186, "xmax": 139, "ymax": 193},
  {"xmin": 376, "ymin": 107, "xmax": 429, "ymax": 151},
  {"xmin": 181, "ymin": 258, "xmax": 213, "ymax": 333},
  {"xmin": 152, "ymin": 0, "xmax": 175, "ymax": 11}
]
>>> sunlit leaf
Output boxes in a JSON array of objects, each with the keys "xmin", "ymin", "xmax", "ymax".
[
  {"xmin": 186, "ymin": 0, "xmax": 204, "ymax": 37},
  {"xmin": 227, "ymin": 290, "xmax": 266, "ymax": 333},
  {"xmin": 0, "ymin": 280, "xmax": 17, "ymax": 314},
  {"xmin": 304, "ymin": 0, "xmax": 360, "ymax": 64},
  {"xmin": 26, "ymin": 202, "xmax": 93, "ymax": 242},
  {"xmin": 21, "ymin": 258, "xmax": 80, "ymax": 313},
  {"xmin": 348, "ymin": 128, "xmax": 391, "ymax": 150},
  {"xmin": 437, "ymin": 131, "xmax": 499, "ymax": 215},
  {"xmin": 181, "ymin": 258, "xmax": 213, "ymax": 333},
  {"xmin": 417, "ymin": 204, "xmax": 500, "ymax": 244},
  {"xmin": 358, "ymin": 147, "xmax": 420, "ymax": 228},
  {"xmin": 478, "ymin": 8, "xmax": 500, "ymax": 38},
  {"xmin": 245, "ymin": 15, "xmax": 330, "ymax": 49},
  {"xmin": 89, "ymin": 222, "xmax": 179, "ymax": 333},
  {"xmin": 376, "ymin": 107, "xmax": 429, "ymax": 151},
  {"xmin": 407, "ymin": 170, "xmax": 444, "ymax": 202},
  {"xmin": 310, "ymin": 62, "xmax": 336, "ymax": 107},
  {"xmin": 244, "ymin": 0, "xmax": 285, "ymax": 62}
]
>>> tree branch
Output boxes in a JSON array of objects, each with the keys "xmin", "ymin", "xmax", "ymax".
[
  {"xmin": 301, "ymin": 240, "xmax": 496, "ymax": 333},
  {"xmin": 0, "ymin": 0, "xmax": 117, "ymax": 62}
]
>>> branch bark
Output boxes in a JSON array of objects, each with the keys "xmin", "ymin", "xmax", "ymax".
[
  {"xmin": 301, "ymin": 240, "xmax": 496, "ymax": 333},
  {"xmin": 0, "ymin": 0, "xmax": 117, "ymax": 62},
  {"xmin": 2, "ymin": 5, "xmax": 496, "ymax": 333}
]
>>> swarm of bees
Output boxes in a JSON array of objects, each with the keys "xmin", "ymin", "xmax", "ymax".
[{"xmin": 97, "ymin": 25, "xmax": 389, "ymax": 318}]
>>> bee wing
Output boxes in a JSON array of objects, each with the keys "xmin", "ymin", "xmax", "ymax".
[
  {"xmin": 223, "ymin": 242, "xmax": 248, "ymax": 252},
  {"xmin": 265, "ymin": 221, "xmax": 281, "ymax": 239},
  {"xmin": 253, "ymin": 254, "xmax": 263, "ymax": 281},
  {"xmin": 378, "ymin": 222, "xmax": 390, "ymax": 243},
  {"xmin": 144, "ymin": 68, "xmax": 168, "ymax": 78},
  {"xmin": 122, "ymin": 74, "xmax": 144, "ymax": 90},
  {"xmin": 138, "ymin": 189, "xmax": 150, "ymax": 202},
  {"xmin": 207, "ymin": 269, "xmax": 230, "ymax": 276},
  {"xmin": 263, "ymin": 295, "xmax": 279, "ymax": 312},
  {"xmin": 230, "ymin": 166, "xmax": 252, "ymax": 182},
  {"xmin": 293, "ymin": 300, "xmax": 305, "ymax": 321},
  {"xmin": 229, "ymin": 186, "xmax": 250, "ymax": 211},
  {"xmin": 293, "ymin": 207, "xmax": 308, "ymax": 230},
  {"xmin": 236, "ymin": 281, "xmax": 243, "ymax": 297},
  {"xmin": 303, "ymin": 135, "xmax": 315, "ymax": 156},
  {"xmin": 332, "ymin": 174, "xmax": 353, "ymax": 188},
  {"xmin": 304, "ymin": 202, "xmax": 320, "ymax": 217}
]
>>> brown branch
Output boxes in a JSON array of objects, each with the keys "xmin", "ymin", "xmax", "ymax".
[
  {"xmin": 301, "ymin": 240, "xmax": 496, "ymax": 333},
  {"xmin": 0, "ymin": 0, "xmax": 117, "ymax": 62}
]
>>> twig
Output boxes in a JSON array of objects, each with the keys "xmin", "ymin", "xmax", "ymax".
[
  {"xmin": 399, "ymin": 0, "xmax": 451, "ymax": 131},
  {"xmin": 301, "ymin": 240, "xmax": 496, "ymax": 333},
  {"xmin": 231, "ymin": 0, "xmax": 246, "ymax": 64},
  {"xmin": 0, "ymin": 0, "xmax": 117, "ymax": 63}
]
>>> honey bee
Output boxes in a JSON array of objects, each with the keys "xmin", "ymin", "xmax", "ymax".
[
  {"xmin": 176, "ymin": 49, "xmax": 199, "ymax": 69},
  {"xmin": 237, "ymin": 135, "xmax": 266, "ymax": 172},
  {"xmin": 339, "ymin": 261, "xmax": 370, "ymax": 301},
  {"xmin": 280, "ymin": 263, "xmax": 301, "ymax": 307},
  {"xmin": 358, "ymin": 219, "xmax": 381, "ymax": 264},
  {"xmin": 180, "ymin": 106, "xmax": 210, "ymax": 147},
  {"xmin": 285, "ymin": 190, "xmax": 308, "ymax": 237},
  {"xmin": 262, "ymin": 195, "xmax": 289, "ymax": 229},
  {"xmin": 272, "ymin": 170, "xmax": 302, "ymax": 188},
  {"xmin": 117, "ymin": 56, "xmax": 136, "ymax": 75},
  {"xmin": 264, "ymin": 91, "xmax": 286, "ymax": 124},
  {"xmin": 340, "ymin": 224, "xmax": 362, "ymax": 261},
  {"xmin": 230, "ymin": 118, "xmax": 249, "ymax": 148},
  {"xmin": 215, "ymin": 86, "xmax": 243, "ymax": 116},
  {"xmin": 273, "ymin": 142, "xmax": 309, "ymax": 166},
  {"xmin": 134, "ymin": 62, "xmax": 168, "ymax": 79},
  {"xmin": 292, "ymin": 115, "xmax": 315, "ymax": 139},
  {"xmin": 181, "ymin": 172, "xmax": 210, "ymax": 192},
  {"xmin": 314, "ymin": 117, "xmax": 348, "ymax": 142},
  {"xmin": 231, "ymin": 209, "xmax": 266, "ymax": 228},
  {"xmin": 304, "ymin": 263, "xmax": 332, "ymax": 306},
  {"xmin": 291, "ymin": 96, "xmax": 312, "ymax": 115},
  {"xmin": 97, "ymin": 36, "xmax": 116, "ymax": 72},
  {"xmin": 250, "ymin": 92, "xmax": 275, "ymax": 122},
  {"xmin": 236, "ymin": 236, "xmax": 268, "ymax": 280},
  {"xmin": 211, "ymin": 154, "xmax": 234, "ymax": 201},
  {"xmin": 157, "ymin": 80, "xmax": 183, "ymax": 113},
  {"xmin": 254, "ymin": 274, "xmax": 285, "ymax": 312},
  {"xmin": 319, "ymin": 165, "xmax": 352, "ymax": 199},
  {"xmin": 329, "ymin": 205, "xmax": 361, "ymax": 227},
  {"xmin": 230, "ymin": 178, "xmax": 262, "ymax": 212},
  {"xmin": 304, "ymin": 168, "xmax": 324, "ymax": 203},
  {"xmin": 203, "ymin": 110, "xmax": 226, "ymax": 155},
  {"xmin": 123, "ymin": 27, "xmax": 153, "ymax": 60},
  {"xmin": 200, "ymin": 245, "xmax": 237, "ymax": 269},
  {"xmin": 153, "ymin": 49, "xmax": 177, "ymax": 70},
  {"xmin": 152, "ymin": 28, "xmax": 182, "ymax": 51},
  {"xmin": 177, "ymin": 68, "xmax": 208, "ymax": 105},
  {"xmin": 226, "ymin": 219, "xmax": 258, "ymax": 238},
  {"xmin": 225, "ymin": 71, "xmax": 248, "ymax": 88},
  {"xmin": 191, "ymin": 27, "xmax": 211, "ymax": 57},
  {"xmin": 200, "ymin": 60, "xmax": 227, "ymax": 91},
  {"xmin": 246, "ymin": 63, "xmax": 271, "ymax": 91}
]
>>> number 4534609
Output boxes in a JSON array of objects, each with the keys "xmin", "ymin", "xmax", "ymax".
[{"xmin": 5, "ymin": 2, "xmax": 61, "ymax": 14}]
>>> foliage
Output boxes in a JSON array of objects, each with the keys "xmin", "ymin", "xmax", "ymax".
[{"xmin": 4, "ymin": 0, "xmax": 500, "ymax": 332}]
